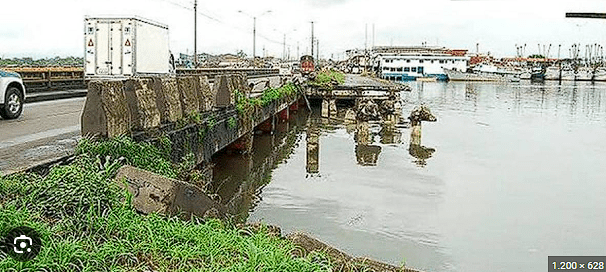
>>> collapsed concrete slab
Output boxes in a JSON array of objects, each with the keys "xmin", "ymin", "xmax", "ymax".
[
  {"xmin": 81, "ymin": 80, "xmax": 131, "ymax": 138},
  {"xmin": 124, "ymin": 78, "xmax": 161, "ymax": 131},
  {"xmin": 114, "ymin": 165, "xmax": 227, "ymax": 219},
  {"xmin": 150, "ymin": 77, "xmax": 182, "ymax": 124}
]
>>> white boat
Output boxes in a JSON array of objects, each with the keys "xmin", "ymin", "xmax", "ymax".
[
  {"xmin": 444, "ymin": 64, "xmax": 519, "ymax": 82},
  {"xmin": 520, "ymin": 68, "xmax": 531, "ymax": 80},
  {"xmin": 545, "ymin": 66, "xmax": 560, "ymax": 80},
  {"xmin": 593, "ymin": 67, "xmax": 606, "ymax": 81},
  {"xmin": 560, "ymin": 65, "xmax": 575, "ymax": 81},
  {"xmin": 575, "ymin": 66, "xmax": 593, "ymax": 81}
]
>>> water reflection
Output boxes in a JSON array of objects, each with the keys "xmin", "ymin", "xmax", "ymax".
[
  {"xmin": 211, "ymin": 107, "xmax": 308, "ymax": 222},
  {"xmin": 306, "ymin": 124, "xmax": 319, "ymax": 174},
  {"xmin": 250, "ymin": 81, "xmax": 606, "ymax": 272}
]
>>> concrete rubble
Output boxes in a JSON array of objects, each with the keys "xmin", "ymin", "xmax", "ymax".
[{"xmin": 114, "ymin": 165, "xmax": 227, "ymax": 219}]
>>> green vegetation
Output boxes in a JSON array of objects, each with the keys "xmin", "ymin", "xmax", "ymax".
[
  {"xmin": 0, "ymin": 56, "xmax": 84, "ymax": 67},
  {"xmin": 76, "ymin": 135, "xmax": 177, "ymax": 179},
  {"xmin": 228, "ymin": 116, "xmax": 237, "ymax": 129},
  {"xmin": 207, "ymin": 114, "xmax": 217, "ymax": 130},
  {"xmin": 0, "ymin": 137, "xmax": 331, "ymax": 271},
  {"xmin": 235, "ymin": 83, "xmax": 299, "ymax": 116},
  {"xmin": 307, "ymin": 69, "xmax": 345, "ymax": 90}
]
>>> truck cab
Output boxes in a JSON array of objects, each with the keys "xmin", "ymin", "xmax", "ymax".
[{"xmin": 0, "ymin": 69, "xmax": 26, "ymax": 119}]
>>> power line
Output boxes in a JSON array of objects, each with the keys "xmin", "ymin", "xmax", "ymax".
[{"xmin": 151, "ymin": 0, "xmax": 299, "ymax": 51}]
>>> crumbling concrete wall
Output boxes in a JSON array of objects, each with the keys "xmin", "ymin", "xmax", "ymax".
[
  {"xmin": 199, "ymin": 76, "xmax": 215, "ymax": 112},
  {"xmin": 124, "ymin": 78, "xmax": 161, "ymax": 131},
  {"xmin": 82, "ymin": 74, "xmax": 299, "ymax": 167},
  {"xmin": 150, "ymin": 77, "xmax": 182, "ymax": 124},
  {"xmin": 81, "ymin": 80, "xmax": 131, "ymax": 138},
  {"xmin": 177, "ymin": 75, "xmax": 202, "ymax": 117}
]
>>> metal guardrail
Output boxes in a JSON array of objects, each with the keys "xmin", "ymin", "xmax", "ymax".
[
  {"xmin": 1, "ymin": 67, "xmax": 280, "ymax": 93},
  {"xmin": 3, "ymin": 67, "xmax": 86, "ymax": 92},
  {"xmin": 176, "ymin": 68, "xmax": 280, "ymax": 79}
]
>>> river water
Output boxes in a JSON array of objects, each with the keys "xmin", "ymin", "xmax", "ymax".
[{"xmin": 214, "ymin": 81, "xmax": 606, "ymax": 272}]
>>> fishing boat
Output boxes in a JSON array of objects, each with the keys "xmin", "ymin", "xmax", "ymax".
[
  {"xmin": 520, "ymin": 68, "xmax": 532, "ymax": 80},
  {"xmin": 575, "ymin": 66, "xmax": 593, "ymax": 81},
  {"xmin": 444, "ymin": 64, "xmax": 520, "ymax": 82},
  {"xmin": 593, "ymin": 67, "xmax": 606, "ymax": 81},
  {"xmin": 560, "ymin": 65, "xmax": 575, "ymax": 81},
  {"xmin": 530, "ymin": 66, "xmax": 545, "ymax": 81},
  {"xmin": 544, "ymin": 66, "xmax": 560, "ymax": 80}
]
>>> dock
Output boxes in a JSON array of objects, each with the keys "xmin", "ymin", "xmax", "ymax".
[{"xmin": 306, "ymin": 74, "xmax": 409, "ymax": 101}]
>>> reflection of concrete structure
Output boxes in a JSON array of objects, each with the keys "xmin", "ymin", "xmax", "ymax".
[
  {"xmin": 380, "ymin": 123, "xmax": 401, "ymax": 144},
  {"xmin": 354, "ymin": 121, "xmax": 381, "ymax": 166},
  {"xmin": 408, "ymin": 105, "xmax": 437, "ymax": 166},
  {"xmin": 306, "ymin": 126, "xmax": 319, "ymax": 174},
  {"xmin": 355, "ymin": 144, "xmax": 381, "ymax": 166}
]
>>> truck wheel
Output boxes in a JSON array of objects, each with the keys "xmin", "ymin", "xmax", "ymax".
[{"xmin": 0, "ymin": 87, "xmax": 24, "ymax": 119}]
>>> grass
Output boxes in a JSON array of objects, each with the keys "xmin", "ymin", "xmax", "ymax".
[
  {"xmin": 307, "ymin": 69, "xmax": 345, "ymax": 90},
  {"xmin": 235, "ymin": 83, "xmax": 299, "ymax": 116},
  {"xmin": 228, "ymin": 117, "xmax": 237, "ymax": 130},
  {"xmin": 75, "ymin": 135, "xmax": 177, "ymax": 179},
  {"xmin": 0, "ymin": 137, "xmax": 331, "ymax": 271}
]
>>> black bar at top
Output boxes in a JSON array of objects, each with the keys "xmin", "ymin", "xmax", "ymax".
[{"xmin": 566, "ymin": 12, "xmax": 606, "ymax": 19}]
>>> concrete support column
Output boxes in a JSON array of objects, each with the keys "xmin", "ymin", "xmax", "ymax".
[
  {"xmin": 257, "ymin": 115, "xmax": 275, "ymax": 134},
  {"xmin": 226, "ymin": 131, "xmax": 254, "ymax": 154},
  {"xmin": 321, "ymin": 99, "xmax": 329, "ymax": 118},
  {"xmin": 329, "ymin": 99, "xmax": 337, "ymax": 117},
  {"xmin": 278, "ymin": 107, "xmax": 289, "ymax": 122},
  {"xmin": 289, "ymin": 101, "xmax": 299, "ymax": 112}
]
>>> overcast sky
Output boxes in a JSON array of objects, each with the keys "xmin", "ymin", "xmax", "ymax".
[{"xmin": 2, "ymin": 0, "xmax": 606, "ymax": 59}]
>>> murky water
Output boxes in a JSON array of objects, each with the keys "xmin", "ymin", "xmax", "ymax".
[{"xmin": 214, "ymin": 81, "xmax": 606, "ymax": 272}]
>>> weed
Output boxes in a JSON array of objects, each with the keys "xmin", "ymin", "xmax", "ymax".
[
  {"xmin": 76, "ymin": 135, "xmax": 177, "ymax": 179},
  {"xmin": 308, "ymin": 69, "xmax": 345, "ymax": 90},
  {"xmin": 208, "ymin": 114, "xmax": 217, "ymax": 130},
  {"xmin": 176, "ymin": 153, "xmax": 197, "ymax": 180},
  {"xmin": 228, "ymin": 116, "xmax": 237, "ymax": 129}
]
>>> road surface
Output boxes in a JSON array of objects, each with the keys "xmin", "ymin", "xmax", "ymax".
[{"xmin": 0, "ymin": 97, "xmax": 84, "ymax": 175}]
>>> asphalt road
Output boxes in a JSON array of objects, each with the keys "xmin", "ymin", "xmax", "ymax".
[{"xmin": 0, "ymin": 97, "xmax": 85, "ymax": 174}]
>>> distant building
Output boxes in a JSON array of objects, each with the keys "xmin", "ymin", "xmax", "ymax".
[{"xmin": 372, "ymin": 46, "xmax": 469, "ymax": 81}]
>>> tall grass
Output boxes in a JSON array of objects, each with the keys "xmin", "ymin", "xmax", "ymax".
[{"xmin": 0, "ymin": 137, "xmax": 330, "ymax": 271}]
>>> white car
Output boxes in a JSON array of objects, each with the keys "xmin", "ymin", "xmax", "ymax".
[{"xmin": 0, "ymin": 69, "xmax": 26, "ymax": 119}]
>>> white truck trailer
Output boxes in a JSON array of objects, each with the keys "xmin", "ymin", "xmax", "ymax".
[{"xmin": 84, "ymin": 16, "xmax": 172, "ymax": 78}]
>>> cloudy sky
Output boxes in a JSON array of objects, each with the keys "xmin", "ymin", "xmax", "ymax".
[{"xmin": 2, "ymin": 0, "xmax": 606, "ymax": 59}]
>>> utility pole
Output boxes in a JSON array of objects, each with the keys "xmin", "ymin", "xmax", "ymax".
[
  {"xmin": 194, "ymin": 0, "xmax": 197, "ymax": 67},
  {"xmin": 366, "ymin": 24, "xmax": 369, "ymax": 51},
  {"xmin": 253, "ymin": 17, "xmax": 257, "ymax": 60},
  {"xmin": 297, "ymin": 41, "xmax": 299, "ymax": 60},
  {"xmin": 283, "ymin": 34, "xmax": 286, "ymax": 60},
  {"xmin": 372, "ymin": 23, "xmax": 375, "ymax": 49},
  {"xmin": 310, "ymin": 21, "xmax": 314, "ymax": 57},
  {"xmin": 316, "ymin": 39, "xmax": 319, "ymax": 61}
]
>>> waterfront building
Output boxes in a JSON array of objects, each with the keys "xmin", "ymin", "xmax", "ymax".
[{"xmin": 372, "ymin": 46, "xmax": 469, "ymax": 81}]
